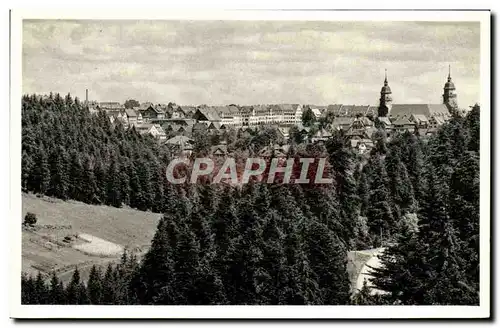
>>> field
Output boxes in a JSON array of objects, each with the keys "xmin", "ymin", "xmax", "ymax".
[{"xmin": 22, "ymin": 193, "xmax": 161, "ymax": 284}]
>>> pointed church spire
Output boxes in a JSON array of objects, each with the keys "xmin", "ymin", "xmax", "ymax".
[
  {"xmin": 443, "ymin": 64, "xmax": 457, "ymax": 110},
  {"xmin": 379, "ymin": 68, "xmax": 392, "ymax": 117}
]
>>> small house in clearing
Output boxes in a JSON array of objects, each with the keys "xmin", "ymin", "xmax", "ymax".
[{"xmin": 135, "ymin": 123, "xmax": 167, "ymax": 140}]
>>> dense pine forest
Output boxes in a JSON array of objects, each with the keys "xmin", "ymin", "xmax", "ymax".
[{"xmin": 21, "ymin": 93, "xmax": 480, "ymax": 305}]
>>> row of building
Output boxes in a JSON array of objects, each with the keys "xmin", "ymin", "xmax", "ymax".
[
  {"xmin": 89, "ymin": 67, "xmax": 466, "ymax": 155},
  {"xmin": 93, "ymin": 102, "xmax": 304, "ymax": 128}
]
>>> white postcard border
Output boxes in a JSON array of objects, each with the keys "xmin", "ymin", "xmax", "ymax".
[{"xmin": 9, "ymin": 9, "xmax": 491, "ymax": 319}]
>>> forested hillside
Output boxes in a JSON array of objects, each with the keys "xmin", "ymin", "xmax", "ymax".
[{"xmin": 21, "ymin": 93, "xmax": 480, "ymax": 305}]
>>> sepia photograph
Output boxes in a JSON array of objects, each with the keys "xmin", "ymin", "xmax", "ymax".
[{"xmin": 9, "ymin": 9, "xmax": 491, "ymax": 319}]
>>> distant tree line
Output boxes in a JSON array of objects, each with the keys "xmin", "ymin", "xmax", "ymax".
[{"xmin": 21, "ymin": 93, "xmax": 480, "ymax": 305}]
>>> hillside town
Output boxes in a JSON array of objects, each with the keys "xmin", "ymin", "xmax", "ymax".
[
  {"xmin": 88, "ymin": 68, "xmax": 466, "ymax": 157},
  {"xmin": 19, "ymin": 16, "xmax": 483, "ymax": 310}
]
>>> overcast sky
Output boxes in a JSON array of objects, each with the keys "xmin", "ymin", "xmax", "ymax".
[{"xmin": 23, "ymin": 20, "xmax": 480, "ymax": 107}]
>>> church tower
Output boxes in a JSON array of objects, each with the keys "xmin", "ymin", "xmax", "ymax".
[
  {"xmin": 443, "ymin": 65, "xmax": 458, "ymax": 111},
  {"xmin": 378, "ymin": 69, "xmax": 393, "ymax": 117}
]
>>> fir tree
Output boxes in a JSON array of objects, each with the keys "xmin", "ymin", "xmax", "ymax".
[
  {"xmin": 301, "ymin": 107, "xmax": 316, "ymax": 127},
  {"xmin": 81, "ymin": 154, "xmax": 99, "ymax": 204},
  {"xmin": 193, "ymin": 257, "xmax": 228, "ymax": 305},
  {"xmin": 466, "ymin": 104, "xmax": 480, "ymax": 153},
  {"xmin": 68, "ymin": 150, "xmax": 83, "ymax": 201},
  {"xmin": 106, "ymin": 155, "xmax": 122, "ymax": 207},
  {"xmin": 369, "ymin": 224, "xmax": 425, "ymax": 305},
  {"xmin": 398, "ymin": 132, "xmax": 425, "ymax": 205},
  {"xmin": 66, "ymin": 267, "xmax": 81, "ymax": 304},
  {"xmin": 36, "ymin": 144, "xmax": 51, "ymax": 194},
  {"xmin": 48, "ymin": 146, "xmax": 70, "ymax": 200},
  {"xmin": 304, "ymin": 221, "xmax": 350, "ymax": 305},
  {"xmin": 448, "ymin": 152, "xmax": 480, "ymax": 295},
  {"xmin": 77, "ymin": 282, "xmax": 90, "ymax": 304},
  {"xmin": 22, "ymin": 149, "xmax": 34, "ymax": 192},
  {"xmin": 48, "ymin": 272, "xmax": 65, "ymax": 304},
  {"xmin": 255, "ymin": 210, "xmax": 287, "ymax": 304},
  {"xmin": 325, "ymin": 133, "xmax": 359, "ymax": 247},
  {"xmin": 366, "ymin": 155, "xmax": 394, "ymax": 244},
  {"xmin": 212, "ymin": 186, "xmax": 239, "ymax": 256},
  {"xmin": 288, "ymin": 244, "xmax": 321, "ymax": 304},
  {"xmin": 21, "ymin": 273, "xmax": 35, "ymax": 304},
  {"xmin": 34, "ymin": 272, "xmax": 48, "ymax": 304},
  {"xmin": 131, "ymin": 216, "xmax": 178, "ymax": 304},
  {"xmin": 87, "ymin": 265, "xmax": 103, "ymax": 305},
  {"xmin": 173, "ymin": 225, "xmax": 201, "ymax": 304},
  {"xmin": 137, "ymin": 159, "xmax": 153, "ymax": 210},
  {"xmin": 385, "ymin": 147, "xmax": 416, "ymax": 222},
  {"xmin": 357, "ymin": 170, "xmax": 370, "ymax": 217},
  {"xmin": 101, "ymin": 263, "xmax": 116, "ymax": 305}
]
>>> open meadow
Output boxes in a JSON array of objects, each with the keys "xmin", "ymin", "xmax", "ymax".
[{"xmin": 22, "ymin": 193, "xmax": 162, "ymax": 283}]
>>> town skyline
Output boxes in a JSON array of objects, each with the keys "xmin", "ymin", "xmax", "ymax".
[{"xmin": 23, "ymin": 20, "xmax": 480, "ymax": 107}]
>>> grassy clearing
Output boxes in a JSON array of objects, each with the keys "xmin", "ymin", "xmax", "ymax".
[
  {"xmin": 22, "ymin": 193, "xmax": 161, "ymax": 283},
  {"xmin": 73, "ymin": 233, "xmax": 124, "ymax": 257}
]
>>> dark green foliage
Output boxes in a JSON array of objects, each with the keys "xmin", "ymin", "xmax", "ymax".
[
  {"xmin": 34, "ymin": 272, "xmax": 49, "ymax": 304},
  {"xmin": 48, "ymin": 272, "xmax": 65, "ymax": 304},
  {"xmin": 21, "ymin": 93, "xmax": 172, "ymax": 211},
  {"xmin": 23, "ymin": 212, "xmax": 37, "ymax": 227},
  {"xmin": 357, "ymin": 171, "xmax": 370, "ymax": 217},
  {"xmin": 21, "ymin": 94, "xmax": 480, "ymax": 306},
  {"xmin": 130, "ymin": 216, "xmax": 178, "ymax": 304},
  {"xmin": 325, "ymin": 132, "xmax": 360, "ymax": 248},
  {"xmin": 81, "ymin": 154, "xmax": 100, "ymax": 204},
  {"xmin": 172, "ymin": 225, "xmax": 201, "ymax": 304},
  {"xmin": 87, "ymin": 265, "xmax": 103, "ymax": 304},
  {"xmin": 395, "ymin": 132, "xmax": 425, "ymax": 204},
  {"xmin": 124, "ymin": 99, "xmax": 140, "ymax": 109},
  {"xmin": 448, "ymin": 151, "xmax": 480, "ymax": 299},
  {"xmin": 301, "ymin": 107, "xmax": 316, "ymax": 127},
  {"xmin": 288, "ymin": 125, "xmax": 307, "ymax": 144},
  {"xmin": 106, "ymin": 155, "xmax": 122, "ymax": 208},
  {"xmin": 304, "ymin": 221, "xmax": 350, "ymax": 304},
  {"xmin": 48, "ymin": 146, "xmax": 69, "ymax": 200},
  {"xmin": 101, "ymin": 264, "xmax": 117, "ymax": 304},
  {"xmin": 65, "ymin": 267, "xmax": 82, "ymax": 304},
  {"xmin": 256, "ymin": 211, "xmax": 287, "ymax": 304},
  {"xmin": 363, "ymin": 107, "xmax": 480, "ymax": 305},
  {"xmin": 384, "ymin": 146, "xmax": 416, "ymax": 221},
  {"xmin": 370, "ymin": 161, "xmax": 479, "ymax": 305},
  {"xmin": 212, "ymin": 186, "xmax": 239, "ymax": 255},
  {"xmin": 369, "ymin": 225, "xmax": 426, "ymax": 304},
  {"xmin": 466, "ymin": 104, "xmax": 480, "ymax": 153},
  {"xmin": 371, "ymin": 129, "xmax": 388, "ymax": 155},
  {"xmin": 366, "ymin": 155, "xmax": 394, "ymax": 243},
  {"xmin": 21, "ymin": 274, "xmax": 34, "ymax": 304}
]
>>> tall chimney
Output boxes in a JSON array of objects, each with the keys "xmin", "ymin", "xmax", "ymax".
[{"xmin": 85, "ymin": 89, "xmax": 89, "ymax": 106}]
